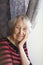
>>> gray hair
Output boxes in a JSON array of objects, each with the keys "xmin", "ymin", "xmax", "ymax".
[{"xmin": 8, "ymin": 15, "xmax": 32, "ymax": 34}]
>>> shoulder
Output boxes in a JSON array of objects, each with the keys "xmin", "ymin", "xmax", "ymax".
[
  {"xmin": 0, "ymin": 37, "xmax": 11, "ymax": 56},
  {"xmin": 0, "ymin": 37, "xmax": 9, "ymax": 49},
  {"xmin": 0, "ymin": 37, "xmax": 8, "ymax": 44}
]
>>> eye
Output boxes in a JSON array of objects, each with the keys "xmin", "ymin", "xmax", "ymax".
[{"xmin": 16, "ymin": 26, "xmax": 20, "ymax": 29}]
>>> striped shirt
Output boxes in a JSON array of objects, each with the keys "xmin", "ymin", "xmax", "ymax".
[{"xmin": 0, "ymin": 38, "xmax": 32, "ymax": 65}]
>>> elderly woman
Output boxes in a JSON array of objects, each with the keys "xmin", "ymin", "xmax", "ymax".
[{"xmin": 0, "ymin": 15, "xmax": 32, "ymax": 65}]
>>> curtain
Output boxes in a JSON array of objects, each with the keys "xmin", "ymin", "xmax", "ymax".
[
  {"xmin": 0, "ymin": 0, "xmax": 11, "ymax": 38},
  {"xmin": 26, "ymin": 0, "xmax": 39, "ymax": 22}
]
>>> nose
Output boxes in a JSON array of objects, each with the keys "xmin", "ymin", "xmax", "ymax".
[{"xmin": 19, "ymin": 28, "xmax": 23, "ymax": 35}]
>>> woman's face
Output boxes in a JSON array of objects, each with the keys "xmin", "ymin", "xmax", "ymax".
[{"xmin": 12, "ymin": 19, "xmax": 27, "ymax": 42}]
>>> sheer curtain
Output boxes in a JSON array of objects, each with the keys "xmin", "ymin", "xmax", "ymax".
[{"xmin": 26, "ymin": 0, "xmax": 39, "ymax": 29}]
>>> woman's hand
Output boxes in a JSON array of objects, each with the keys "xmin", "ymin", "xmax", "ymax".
[{"xmin": 17, "ymin": 30, "xmax": 30, "ymax": 65}]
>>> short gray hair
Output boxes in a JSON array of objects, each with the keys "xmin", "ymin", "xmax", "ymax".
[{"xmin": 8, "ymin": 15, "xmax": 32, "ymax": 34}]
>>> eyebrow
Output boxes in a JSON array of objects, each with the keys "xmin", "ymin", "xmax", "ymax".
[{"xmin": 16, "ymin": 24, "xmax": 27, "ymax": 28}]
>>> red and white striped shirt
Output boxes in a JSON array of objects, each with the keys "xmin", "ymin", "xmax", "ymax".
[{"xmin": 0, "ymin": 38, "xmax": 32, "ymax": 65}]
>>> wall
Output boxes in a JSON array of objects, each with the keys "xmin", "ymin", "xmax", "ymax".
[{"xmin": 27, "ymin": 0, "xmax": 43, "ymax": 65}]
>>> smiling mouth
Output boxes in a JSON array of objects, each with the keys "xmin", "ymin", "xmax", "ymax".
[
  {"xmin": 17, "ymin": 34, "xmax": 23, "ymax": 37},
  {"xmin": 17, "ymin": 35, "xmax": 24, "ymax": 39},
  {"xmin": 18, "ymin": 36, "xmax": 23, "ymax": 38}
]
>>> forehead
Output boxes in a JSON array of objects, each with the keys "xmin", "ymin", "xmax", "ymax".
[{"xmin": 15, "ymin": 19, "xmax": 27, "ymax": 27}]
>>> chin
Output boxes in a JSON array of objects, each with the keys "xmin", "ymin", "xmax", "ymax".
[
  {"xmin": 16, "ymin": 36, "xmax": 25, "ymax": 42},
  {"xmin": 17, "ymin": 37, "xmax": 24, "ymax": 42},
  {"xmin": 17, "ymin": 39, "xmax": 22, "ymax": 42}
]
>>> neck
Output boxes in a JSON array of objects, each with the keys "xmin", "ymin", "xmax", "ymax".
[{"xmin": 7, "ymin": 35, "xmax": 18, "ymax": 47}]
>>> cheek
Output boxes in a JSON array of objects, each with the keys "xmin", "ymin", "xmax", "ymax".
[
  {"xmin": 23, "ymin": 30, "xmax": 27, "ymax": 35},
  {"xmin": 13, "ymin": 28, "xmax": 19, "ymax": 34}
]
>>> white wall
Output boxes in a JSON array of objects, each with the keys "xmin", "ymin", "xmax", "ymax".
[{"xmin": 27, "ymin": 0, "xmax": 43, "ymax": 65}]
